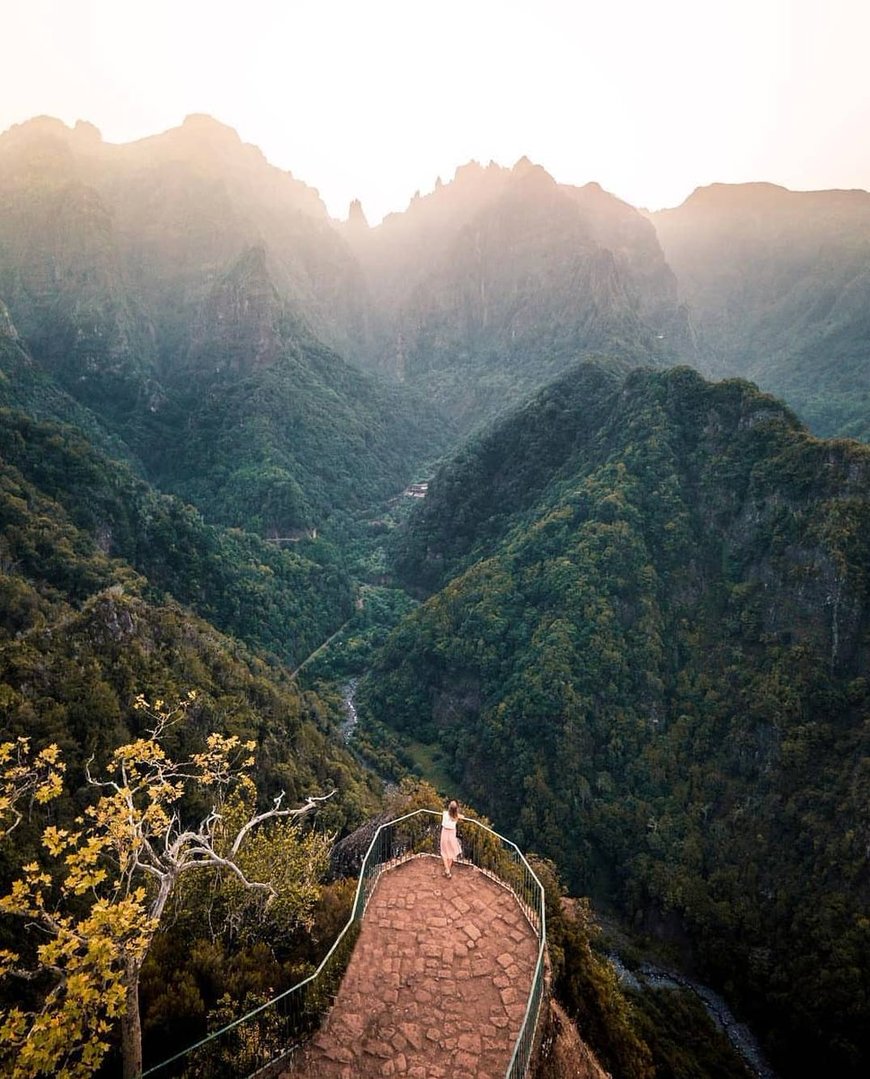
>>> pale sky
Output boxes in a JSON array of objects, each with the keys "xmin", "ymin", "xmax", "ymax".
[{"xmin": 2, "ymin": 0, "xmax": 869, "ymax": 222}]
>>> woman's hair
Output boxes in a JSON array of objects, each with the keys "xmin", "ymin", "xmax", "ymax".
[{"xmin": 448, "ymin": 800, "xmax": 459, "ymax": 820}]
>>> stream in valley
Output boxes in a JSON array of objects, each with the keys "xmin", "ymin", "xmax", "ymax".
[
  {"xmin": 608, "ymin": 954, "xmax": 778, "ymax": 1078},
  {"xmin": 340, "ymin": 679, "xmax": 359, "ymax": 742}
]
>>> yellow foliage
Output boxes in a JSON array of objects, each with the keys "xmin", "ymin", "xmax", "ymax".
[
  {"xmin": 0, "ymin": 738, "xmax": 65, "ymax": 838},
  {"xmin": 0, "ymin": 692, "xmax": 326, "ymax": 1077}
]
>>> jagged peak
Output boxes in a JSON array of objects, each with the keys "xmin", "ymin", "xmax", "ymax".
[
  {"xmin": 452, "ymin": 160, "xmax": 486, "ymax": 182},
  {"xmin": 346, "ymin": 198, "xmax": 369, "ymax": 229},
  {"xmin": 9, "ymin": 114, "xmax": 71, "ymax": 136},
  {"xmin": 0, "ymin": 115, "xmax": 103, "ymax": 156},
  {"xmin": 73, "ymin": 119, "xmax": 102, "ymax": 143},
  {"xmin": 510, "ymin": 156, "xmax": 556, "ymax": 187}
]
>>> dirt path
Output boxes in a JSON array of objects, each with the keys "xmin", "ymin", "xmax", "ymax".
[
  {"xmin": 288, "ymin": 857, "xmax": 538, "ymax": 1078},
  {"xmin": 289, "ymin": 617, "xmax": 353, "ymax": 679}
]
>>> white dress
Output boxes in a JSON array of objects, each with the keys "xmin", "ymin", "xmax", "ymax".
[{"xmin": 440, "ymin": 810, "xmax": 461, "ymax": 860}]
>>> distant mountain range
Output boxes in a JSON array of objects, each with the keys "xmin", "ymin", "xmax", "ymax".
[
  {"xmin": 2, "ymin": 114, "xmax": 868, "ymax": 449},
  {"xmin": 343, "ymin": 157, "xmax": 692, "ymax": 428},
  {"xmin": 652, "ymin": 181, "xmax": 870, "ymax": 440}
]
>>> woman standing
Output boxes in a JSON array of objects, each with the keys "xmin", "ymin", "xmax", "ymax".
[{"xmin": 440, "ymin": 800, "xmax": 463, "ymax": 877}]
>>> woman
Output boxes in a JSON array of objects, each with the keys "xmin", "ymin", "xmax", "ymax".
[{"xmin": 440, "ymin": 799, "xmax": 463, "ymax": 877}]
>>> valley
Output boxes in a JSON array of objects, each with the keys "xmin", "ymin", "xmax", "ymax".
[{"xmin": 0, "ymin": 113, "xmax": 867, "ymax": 1079}]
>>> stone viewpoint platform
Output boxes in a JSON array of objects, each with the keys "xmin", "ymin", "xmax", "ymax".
[{"xmin": 288, "ymin": 856, "xmax": 538, "ymax": 1078}]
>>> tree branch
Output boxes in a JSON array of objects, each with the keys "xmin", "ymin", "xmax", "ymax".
[{"xmin": 229, "ymin": 789, "xmax": 336, "ymax": 857}]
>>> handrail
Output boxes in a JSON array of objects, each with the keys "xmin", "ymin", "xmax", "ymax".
[{"xmin": 142, "ymin": 808, "xmax": 547, "ymax": 1078}]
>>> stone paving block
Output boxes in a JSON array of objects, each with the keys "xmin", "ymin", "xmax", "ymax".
[
  {"xmin": 399, "ymin": 1022, "xmax": 423, "ymax": 1051},
  {"xmin": 365, "ymin": 1040, "xmax": 393, "ymax": 1059},
  {"xmin": 457, "ymin": 1032, "xmax": 482, "ymax": 1052},
  {"xmin": 322, "ymin": 1043, "xmax": 354, "ymax": 1063}
]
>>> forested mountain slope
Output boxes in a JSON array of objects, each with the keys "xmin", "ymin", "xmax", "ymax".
[
  {"xmin": 0, "ymin": 113, "xmax": 365, "ymax": 385},
  {"xmin": 362, "ymin": 363, "xmax": 870, "ymax": 1075},
  {"xmin": 146, "ymin": 244, "xmax": 450, "ymax": 533},
  {"xmin": 345, "ymin": 158, "xmax": 694, "ymax": 429},
  {"xmin": 0, "ymin": 299, "xmax": 136, "ymax": 465},
  {"xmin": 651, "ymin": 183, "xmax": 870, "ymax": 440},
  {"xmin": 0, "ymin": 117, "xmax": 449, "ymax": 535},
  {"xmin": 0, "ymin": 407, "xmax": 352, "ymax": 665},
  {"xmin": 0, "ymin": 541, "xmax": 374, "ymax": 1071}
]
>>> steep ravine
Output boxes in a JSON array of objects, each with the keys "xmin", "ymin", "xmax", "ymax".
[{"xmin": 608, "ymin": 954, "xmax": 778, "ymax": 1079}]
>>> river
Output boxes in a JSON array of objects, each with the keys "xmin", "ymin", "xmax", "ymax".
[
  {"xmin": 607, "ymin": 953, "xmax": 778, "ymax": 1078},
  {"xmin": 340, "ymin": 679, "xmax": 359, "ymax": 742}
]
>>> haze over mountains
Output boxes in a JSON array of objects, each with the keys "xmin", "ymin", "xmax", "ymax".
[
  {"xmin": 0, "ymin": 113, "xmax": 868, "ymax": 1078},
  {"xmin": 653, "ymin": 182, "xmax": 870, "ymax": 441},
  {"xmin": 2, "ymin": 113, "xmax": 868, "ymax": 447}
]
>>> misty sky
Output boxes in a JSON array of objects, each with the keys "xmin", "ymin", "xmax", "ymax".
[{"xmin": 3, "ymin": 0, "xmax": 868, "ymax": 223}]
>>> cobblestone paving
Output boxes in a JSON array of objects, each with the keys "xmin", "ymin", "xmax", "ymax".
[{"xmin": 289, "ymin": 856, "xmax": 538, "ymax": 1078}]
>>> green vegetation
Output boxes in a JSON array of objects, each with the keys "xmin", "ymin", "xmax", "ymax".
[
  {"xmin": 301, "ymin": 585, "xmax": 419, "ymax": 685},
  {"xmin": 627, "ymin": 988, "xmax": 753, "ymax": 1079},
  {"xmin": 0, "ymin": 390, "xmax": 380, "ymax": 1071},
  {"xmin": 534, "ymin": 855, "xmax": 753, "ymax": 1079},
  {"xmin": 0, "ymin": 118, "xmax": 453, "ymax": 543},
  {"xmin": 0, "ymin": 407, "xmax": 352, "ymax": 667},
  {"xmin": 0, "ymin": 706, "xmax": 336, "ymax": 1078},
  {"xmin": 361, "ymin": 363, "xmax": 870, "ymax": 1076},
  {"xmin": 147, "ymin": 327, "xmax": 452, "ymax": 538}
]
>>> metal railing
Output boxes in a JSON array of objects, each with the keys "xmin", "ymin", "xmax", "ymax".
[{"xmin": 142, "ymin": 809, "xmax": 546, "ymax": 1079}]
